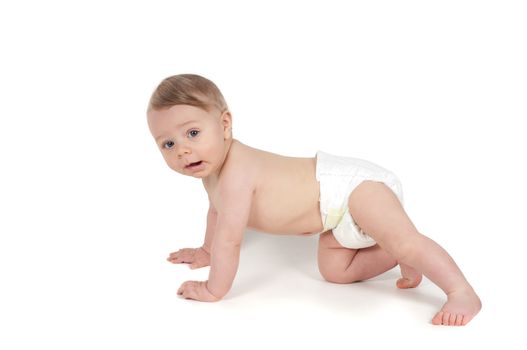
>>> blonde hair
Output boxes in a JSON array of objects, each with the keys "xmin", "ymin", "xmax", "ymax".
[{"xmin": 148, "ymin": 74, "xmax": 228, "ymax": 113}]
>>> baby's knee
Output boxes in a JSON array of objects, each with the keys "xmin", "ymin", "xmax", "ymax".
[
  {"xmin": 319, "ymin": 267, "xmax": 360, "ymax": 284},
  {"xmin": 389, "ymin": 232, "xmax": 426, "ymax": 263}
]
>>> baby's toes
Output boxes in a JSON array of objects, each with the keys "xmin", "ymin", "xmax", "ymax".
[
  {"xmin": 396, "ymin": 277, "xmax": 413, "ymax": 289},
  {"xmin": 447, "ymin": 313, "xmax": 458, "ymax": 325},
  {"xmin": 432, "ymin": 311, "xmax": 443, "ymax": 325},
  {"xmin": 440, "ymin": 311, "xmax": 453, "ymax": 325},
  {"xmin": 455, "ymin": 314, "xmax": 464, "ymax": 326},
  {"xmin": 443, "ymin": 312, "xmax": 465, "ymax": 326}
]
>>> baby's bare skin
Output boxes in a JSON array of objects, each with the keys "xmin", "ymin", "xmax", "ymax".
[
  {"xmin": 206, "ymin": 143, "xmax": 323, "ymax": 235},
  {"xmin": 148, "ymin": 104, "xmax": 481, "ymax": 325}
]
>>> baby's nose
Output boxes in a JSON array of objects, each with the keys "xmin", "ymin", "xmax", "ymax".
[{"xmin": 176, "ymin": 145, "xmax": 191, "ymax": 157}]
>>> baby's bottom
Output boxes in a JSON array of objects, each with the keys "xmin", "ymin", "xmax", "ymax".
[{"xmin": 317, "ymin": 231, "xmax": 397, "ymax": 284}]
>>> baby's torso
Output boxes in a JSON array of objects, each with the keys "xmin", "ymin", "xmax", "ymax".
[
  {"xmin": 249, "ymin": 151, "xmax": 323, "ymax": 235},
  {"xmin": 206, "ymin": 142, "xmax": 324, "ymax": 235}
]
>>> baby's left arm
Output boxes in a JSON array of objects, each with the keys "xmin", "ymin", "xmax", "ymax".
[{"xmin": 177, "ymin": 173, "xmax": 253, "ymax": 302}]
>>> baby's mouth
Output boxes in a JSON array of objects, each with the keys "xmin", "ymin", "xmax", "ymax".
[{"xmin": 186, "ymin": 161, "xmax": 203, "ymax": 169}]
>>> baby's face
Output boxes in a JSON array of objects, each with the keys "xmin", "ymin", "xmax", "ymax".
[{"xmin": 147, "ymin": 104, "xmax": 232, "ymax": 178}]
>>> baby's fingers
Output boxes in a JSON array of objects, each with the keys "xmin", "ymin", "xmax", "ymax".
[
  {"xmin": 189, "ymin": 261, "xmax": 204, "ymax": 269},
  {"xmin": 177, "ymin": 281, "xmax": 218, "ymax": 302},
  {"xmin": 167, "ymin": 249, "xmax": 195, "ymax": 264},
  {"xmin": 177, "ymin": 281, "xmax": 198, "ymax": 300},
  {"xmin": 168, "ymin": 250, "xmax": 182, "ymax": 259}
]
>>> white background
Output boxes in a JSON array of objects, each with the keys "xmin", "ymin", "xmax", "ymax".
[{"xmin": 1, "ymin": 0, "xmax": 526, "ymax": 348}]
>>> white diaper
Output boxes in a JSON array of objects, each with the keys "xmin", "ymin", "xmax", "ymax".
[{"xmin": 316, "ymin": 151, "xmax": 404, "ymax": 249}]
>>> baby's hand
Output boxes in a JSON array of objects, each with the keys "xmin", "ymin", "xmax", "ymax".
[
  {"xmin": 167, "ymin": 247, "xmax": 210, "ymax": 269},
  {"xmin": 177, "ymin": 280, "xmax": 220, "ymax": 302}
]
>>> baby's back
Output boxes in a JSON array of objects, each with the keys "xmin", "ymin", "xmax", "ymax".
[{"xmin": 242, "ymin": 144, "xmax": 323, "ymax": 235}]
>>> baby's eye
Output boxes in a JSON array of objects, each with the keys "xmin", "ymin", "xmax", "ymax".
[
  {"xmin": 187, "ymin": 129, "xmax": 200, "ymax": 138},
  {"xmin": 163, "ymin": 140, "xmax": 175, "ymax": 149}
]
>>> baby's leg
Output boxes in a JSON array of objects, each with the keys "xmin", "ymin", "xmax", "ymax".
[
  {"xmin": 348, "ymin": 181, "xmax": 481, "ymax": 326},
  {"xmin": 317, "ymin": 231, "xmax": 397, "ymax": 284}
]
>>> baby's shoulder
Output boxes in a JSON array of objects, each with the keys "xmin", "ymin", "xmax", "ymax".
[{"xmin": 219, "ymin": 140, "xmax": 261, "ymax": 187}]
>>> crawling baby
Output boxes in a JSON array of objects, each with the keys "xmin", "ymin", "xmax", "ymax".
[{"xmin": 147, "ymin": 74, "xmax": 481, "ymax": 326}]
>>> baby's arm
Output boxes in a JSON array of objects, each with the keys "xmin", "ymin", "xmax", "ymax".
[
  {"xmin": 206, "ymin": 189, "xmax": 251, "ymax": 299},
  {"xmin": 202, "ymin": 202, "xmax": 218, "ymax": 254},
  {"xmin": 177, "ymin": 175, "xmax": 253, "ymax": 302}
]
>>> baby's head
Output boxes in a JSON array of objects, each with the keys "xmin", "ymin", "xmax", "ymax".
[{"xmin": 147, "ymin": 74, "xmax": 233, "ymax": 178}]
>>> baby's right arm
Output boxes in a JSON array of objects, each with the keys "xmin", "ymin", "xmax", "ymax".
[
  {"xmin": 166, "ymin": 202, "xmax": 216, "ymax": 269},
  {"xmin": 202, "ymin": 202, "xmax": 218, "ymax": 254}
]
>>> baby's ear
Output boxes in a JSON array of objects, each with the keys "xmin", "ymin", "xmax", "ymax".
[{"xmin": 222, "ymin": 111, "xmax": 233, "ymax": 139}]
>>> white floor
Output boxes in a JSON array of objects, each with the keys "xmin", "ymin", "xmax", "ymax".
[
  {"xmin": 162, "ymin": 231, "xmax": 522, "ymax": 349},
  {"xmin": 2, "ymin": 225, "xmax": 521, "ymax": 349}
]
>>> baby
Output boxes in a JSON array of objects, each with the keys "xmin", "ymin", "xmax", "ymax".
[{"xmin": 147, "ymin": 74, "xmax": 481, "ymax": 326}]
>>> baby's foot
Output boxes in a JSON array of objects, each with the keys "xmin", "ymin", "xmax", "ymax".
[
  {"xmin": 432, "ymin": 288, "xmax": 482, "ymax": 326},
  {"xmin": 396, "ymin": 263, "xmax": 422, "ymax": 289}
]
